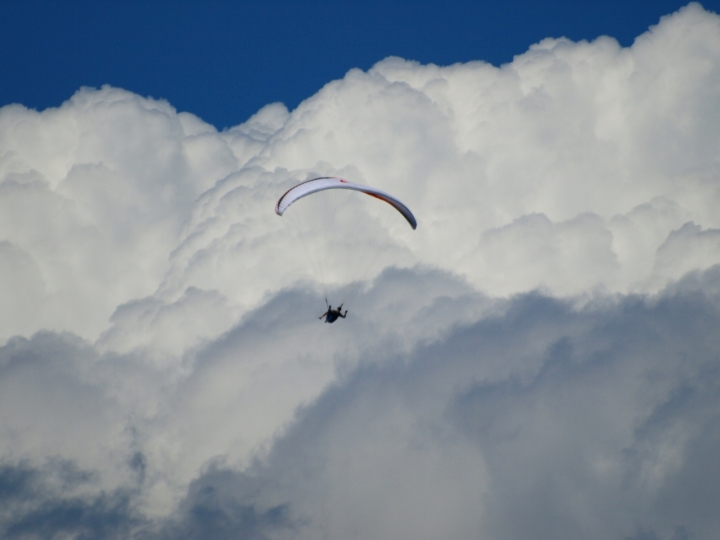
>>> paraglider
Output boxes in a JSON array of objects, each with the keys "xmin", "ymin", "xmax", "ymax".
[
  {"xmin": 319, "ymin": 303, "xmax": 347, "ymax": 323},
  {"xmin": 275, "ymin": 177, "xmax": 417, "ymax": 320}
]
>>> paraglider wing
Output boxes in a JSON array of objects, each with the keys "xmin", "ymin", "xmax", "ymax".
[{"xmin": 275, "ymin": 177, "xmax": 417, "ymax": 229}]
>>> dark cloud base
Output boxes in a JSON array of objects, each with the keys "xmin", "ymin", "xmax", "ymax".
[
  {"xmin": 3, "ymin": 267, "xmax": 720, "ymax": 539},
  {"xmin": 0, "ymin": 460, "xmax": 141, "ymax": 539}
]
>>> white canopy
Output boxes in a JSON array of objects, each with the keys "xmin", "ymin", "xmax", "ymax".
[{"xmin": 275, "ymin": 177, "xmax": 417, "ymax": 229}]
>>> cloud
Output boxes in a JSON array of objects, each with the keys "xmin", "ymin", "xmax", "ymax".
[
  {"xmin": 0, "ymin": 458, "xmax": 144, "ymax": 539},
  {"xmin": 153, "ymin": 267, "xmax": 720, "ymax": 540},
  {"xmin": 0, "ymin": 87, "xmax": 227, "ymax": 343},
  {"xmin": 3, "ymin": 271, "xmax": 720, "ymax": 539},
  {"xmin": 1, "ymin": 2, "xmax": 720, "ymax": 539}
]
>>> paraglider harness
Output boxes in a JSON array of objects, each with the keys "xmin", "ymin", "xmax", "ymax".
[{"xmin": 319, "ymin": 299, "xmax": 347, "ymax": 323}]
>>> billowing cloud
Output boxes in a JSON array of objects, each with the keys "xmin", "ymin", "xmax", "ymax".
[
  {"xmin": 1, "ymin": 3, "xmax": 720, "ymax": 539},
  {"xmin": 167, "ymin": 268, "xmax": 720, "ymax": 540}
]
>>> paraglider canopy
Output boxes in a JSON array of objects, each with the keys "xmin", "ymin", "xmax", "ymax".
[
  {"xmin": 275, "ymin": 177, "xmax": 417, "ymax": 230},
  {"xmin": 275, "ymin": 176, "xmax": 417, "ymax": 312}
]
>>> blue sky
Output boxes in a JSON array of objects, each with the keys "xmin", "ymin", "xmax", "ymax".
[{"xmin": 2, "ymin": 0, "xmax": 718, "ymax": 128}]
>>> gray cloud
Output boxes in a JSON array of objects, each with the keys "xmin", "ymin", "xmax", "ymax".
[
  {"xmin": 165, "ymin": 266, "xmax": 720, "ymax": 540},
  {"xmin": 0, "ymin": 459, "xmax": 143, "ymax": 539},
  {"xmin": 0, "ymin": 267, "xmax": 719, "ymax": 539}
]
